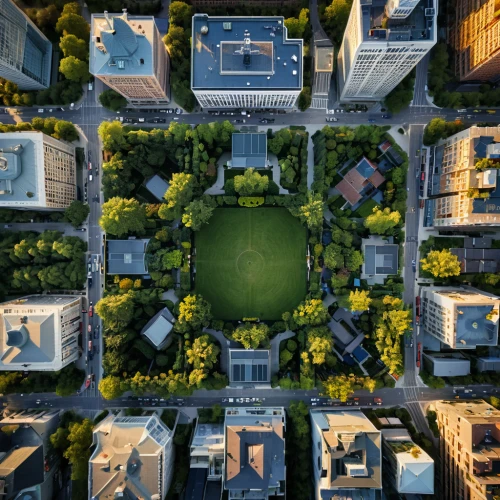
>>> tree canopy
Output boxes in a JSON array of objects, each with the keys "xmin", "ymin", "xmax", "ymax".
[
  {"xmin": 59, "ymin": 34, "xmax": 88, "ymax": 60},
  {"xmin": 98, "ymin": 121, "xmax": 127, "ymax": 151},
  {"xmin": 59, "ymin": 55, "xmax": 90, "ymax": 82},
  {"xmin": 159, "ymin": 173, "xmax": 196, "ymax": 220},
  {"xmin": 290, "ymin": 191, "xmax": 324, "ymax": 229},
  {"xmin": 182, "ymin": 199, "xmax": 214, "ymax": 230},
  {"xmin": 420, "ymin": 249, "xmax": 461, "ymax": 278},
  {"xmin": 293, "ymin": 299, "xmax": 329, "ymax": 326},
  {"xmin": 233, "ymin": 323, "xmax": 270, "ymax": 349},
  {"xmin": 99, "ymin": 89, "xmax": 127, "ymax": 112},
  {"xmin": 364, "ymin": 206, "xmax": 401, "ymax": 234},
  {"xmin": 307, "ymin": 326, "xmax": 334, "ymax": 365},
  {"xmin": 233, "ymin": 168, "xmax": 269, "ymax": 196},
  {"xmin": 348, "ymin": 289, "xmax": 372, "ymax": 312},
  {"xmin": 323, "ymin": 374, "xmax": 376, "ymax": 402},
  {"xmin": 186, "ymin": 334, "xmax": 220, "ymax": 369},
  {"xmin": 175, "ymin": 294, "xmax": 212, "ymax": 332},
  {"xmin": 99, "ymin": 197, "xmax": 147, "ymax": 236},
  {"xmin": 99, "ymin": 376, "xmax": 123, "ymax": 400},
  {"xmin": 64, "ymin": 200, "xmax": 89, "ymax": 227}
]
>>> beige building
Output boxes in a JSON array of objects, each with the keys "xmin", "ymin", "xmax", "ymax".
[
  {"xmin": 90, "ymin": 11, "xmax": 169, "ymax": 106},
  {"xmin": 0, "ymin": 295, "xmax": 81, "ymax": 371},
  {"xmin": 431, "ymin": 126, "xmax": 500, "ymax": 228},
  {"xmin": 0, "ymin": 131, "xmax": 76, "ymax": 209},
  {"xmin": 449, "ymin": 0, "xmax": 500, "ymax": 82},
  {"xmin": 436, "ymin": 400, "xmax": 500, "ymax": 500}
]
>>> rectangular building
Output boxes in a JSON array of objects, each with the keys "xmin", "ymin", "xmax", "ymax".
[
  {"xmin": 191, "ymin": 15, "xmax": 303, "ymax": 109},
  {"xmin": 423, "ymin": 352, "xmax": 471, "ymax": 376},
  {"xmin": 0, "ymin": 0, "xmax": 52, "ymax": 90},
  {"xmin": 0, "ymin": 131, "xmax": 77, "ymax": 210},
  {"xmin": 0, "ymin": 295, "xmax": 81, "ymax": 371},
  {"xmin": 436, "ymin": 400, "xmax": 500, "ymax": 500},
  {"xmin": 90, "ymin": 11, "xmax": 169, "ymax": 106},
  {"xmin": 338, "ymin": 0, "xmax": 437, "ymax": 102}
]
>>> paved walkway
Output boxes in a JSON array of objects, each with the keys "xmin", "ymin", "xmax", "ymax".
[
  {"xmin": 268, "ymin": 154, "xmax": 289, "ymax": 194},
  {"xmin": 204, "ymin": 163, "xmax": 225, "ymax": 195},
  {"xmin": 203, "ymin": 328, "xmax": 238, "ymax": 374},
  {"xmin": 161, "ymin": 289, "xmax": 178, "ymax": 304},
  {"xmin": 270, "ymin": 330, "xmax": 296, "ymax": 375},
  {"xmin": 306, "ymin": 129, "xmax": 315, "ymax": 189},
  {"xmin": 323, "ymin": 293, "xmax": 336, "ymax": 308}
]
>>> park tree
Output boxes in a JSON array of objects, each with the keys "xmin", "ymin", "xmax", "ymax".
[
  {"xmin": 64, "ymin": 419, "xmax": 93, "ymax": 480},
  {"xmin": 64, "ymin": 200, "xmax": 89, "ymax": 227},
  {"xmin": 293, "ymin": 299, "xmax": 329, "ymax": 326},
  {"xmin": 98, "ymin": 121, "xmax": 127, "ymax": 152},
  {"xmin": 99, "ymin": 197, "xmax": 147, "ymax": 236},
  {"xmin": 99, "ymin": 376, "xmax": 123, "ymax": 400},
  {"xmin": 292, "ymin": 191, "xmax": 324, "ymax": 229},
  {"xmin": 297, "ymin": 87, "xmax": 312, "ymax": 111},
  {"xmin": 98, "ymin": 89, "xmax": 127, "ymax": 112},
  {"xmin": 59, "ymin": 56, "xmax": 90, "ymax": 82},
  {"xmin": 420, "ymin": 249, "xmax": 461, "ymax": 278},
  {"xmin": 323, "ymin": 374, "xmax": 376, "ymax": 402},
  {"xmin": 182, "ymin": 199, "xmax": 214, "ymax": 230},
  {"xmin": 233, "ymin": 168, "xmax": 269, "ymax": 196},
  {"xmin": 186, "ymin": 334, "xmax": 220, "ymax": 369},
  {"xmin": 307, "ymin": 326, "xmax": 333, "ymax": 365},
  {"xmin": 95, "ymin": 291, "xmax": 135, "ymax": 331},
  {"xmin": 348, "ymin": 289, "xmax": 372, "ymax": 312},
  {"xmin": 364, "ymin": 206, "xmax": 401, "ymax": 234},
  {"xmin": 233, "ymin": 323, "xmax": 270, "ymax": 349},
  {"xmin": 284, "ymin": 8, "xmax": 310, "ymax": 38},
  {"xmin": 53, "ymin": 120, "xmax": 78, "ymax": 142},
  {"xmin": 175, "ymin": 294, "xmax": 212, "ymax": 332},
  {"xmin": 59, "ymin": 34, "xmax": 88, "ymax": 60},
  {"xmin": 158, "ymin": 173, "xmax": 196, "ymax": 220}
]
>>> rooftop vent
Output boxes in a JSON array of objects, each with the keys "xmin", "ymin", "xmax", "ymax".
[
  {"xmin": 140, "ymin": 58, "xmax": 144, "ymax": 64},
  {"xmin": 293, "ymin": 70, "xmax": 297, "ymax": 75},
  {"xmin": 425, "ymin": 8, "xmax": 435, "ymax": 15},
  {"xmin": 291, "ymin": 54, "xmax": 298, "ymax": 62},
  {"xmin": 201, "ymin": 25, "xmax": 209, "ymax": 35},
  {"xmin": 117, "ymin": 60, "xmax": 125, "ymax": 69},
  {"xmin": 223, "ymin": 22, "xmax": 232, "ymax": 30},
  {"xmin": 247, "ymin": 82, "xmax": 250, "ymax": 85}
]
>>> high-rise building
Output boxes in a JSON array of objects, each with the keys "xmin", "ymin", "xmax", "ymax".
[
  {"xmin": 421, "ymin": 287, "xmax": 500, "ymax": 349},
  {"xmin": 436, "ymin": 399, "xmax": 500, "ymax": 500},
  {"xmin": 0, "ymin": 131, "xmax": 77, "ymax": 210},
  {"xmin": 0, "ymin": 295, "xmax": 82, "ymax": 371},
  {"xmin": 191, "ymin": 15, "xmax": 303, "ymax": 109},
  {"xmin": 449, "ymin": 0, "xmax": 500, "ymax": 82},
  {"xmin": 337, "ymin": 0, "xmax": 437, "ymax": 102},
  {"xmin": 428, "ymin": 125, "xmax": 500, "ymax": 228},
  {"xmin": 90, "ymin": 11, "xmax": 170, "ymax": 106},
  {"xmin": 310, "ymin": 409, "xmax": 382, "ymax": 500},
  {"xmin": 0, "ymin": 0, "xmax": 52, "ymax": 90},
  {"xmin": 89, "ymin": 413, "xmax": 174, "ymax": 499}
]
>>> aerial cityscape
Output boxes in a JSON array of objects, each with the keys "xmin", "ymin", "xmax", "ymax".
[{"xmin": 0, "ymin": 0, "xmax": 499, "ymax": 497}]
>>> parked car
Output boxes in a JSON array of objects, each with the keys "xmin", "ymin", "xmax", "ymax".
[
  {"xmin": 89, "ymin": 304, "xmax": 93, "ymax": 317},
  {"xmin": 412, "ymin": 259, "xmax": 416, "ymax": 272}
]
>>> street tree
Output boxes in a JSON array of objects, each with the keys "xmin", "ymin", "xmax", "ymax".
[
  {"xmin": 98, "ymin": 121, "xmax": 127, "ymax": 151},
  {"xmin": 99, "ymin": 197, "xmax": 147, "ymax": 236},
  {"xmin": 64, "ymin": 419, "xmax": 93, "ymax": 480},
  {"xmin": 56, "ymin": 12, "xmax": 90, "ymax": 41},
  {"xmin": 59, "ymin": 34, "xmax": 88, "ymax": 60},
  {"xmin": 59, "ymin": 56, "xmax": 90, "ymax": 83},
  {"xmin": 186, "ymin": 334, "xmax": 220, "ymax": 370},
  {"xmin": 175, "ymin": 294, "xmax": 212, "ymax": 332},
  {"xmin": 233, "ymin": 168, "xmax": 269, "ymax": 196},
  {"xmin": 99, "ymin": 376, "xmax": 123, "ymax": 400},
  {"xmin": 364, "ymin": 206, "xmax": 401, "ymax": 234},
  {"xmin": 293, "ymin": 299, "xmax": 329, "ymax": 326},
  {"xmin": 348, "ymin": 289, "xmax": 372, "ymax": 312},
  {"xmin": 323, "ymin": 374, "xmax": 376, "ymax": 402},
  {"xmin": 420, "ymin": 249, "xmax": 461, "ymax": 278},
  {"xmin": 233, "ymin": 323, "xmax": 270, "ymax": 349},
  {"xmin": 53, "ymin": 120, "xmax": 78, "ymax": 142},
  {"xmin": 168, "ymin": 1, "xmax": 193, "ymax": 27},
  {"xmin": 182, "ymin": 199, "xmax": 214, "ymax": 230},
  {"xmin": 95, "ymin": 291, "xmax": 135, "ymax": 331},
  {"xmin": 98, "ymin": 89, "xmax": 127, "ymax": 112},
  {"xmin": 64, "ymin": 200, "xmax": 89, "ymax": 227}
]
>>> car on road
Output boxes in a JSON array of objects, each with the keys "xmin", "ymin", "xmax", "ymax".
[
  {"xmin": 381, "ymin": 114, "xmax": 391, "ymax": 119},
  {"xmin": 4, "ymin": 225, "xmax": 12, "ymax": 228},
  {"xmin": 374, "ymin": 397, "xmax": 382, "ymax": 405},
  {"xmin": 138, "ymin": 118, "xmax": 145, "ymax": 123},
  {"xmin": 88, "ymin": 277, "xmax": 92, "ymax": 288},
  {"xmin": 412, "ymin": 259, "xmax": 416, "ymax": 272},
  {"xmin": 87, "ymin": 324, "xmax": 92, "ymax": 333},
  {"xmin": 89, "ymin": 304, "xmax": 93, "ymax": 317},
  {"xmin": 94, "ymin": 328, "xmax": 99, "ymax": 339},
  {"xmin": 85, "ymin": 375, "xmax": 91, "ymax": 388},
  {"xmin": 326, "ymin": 117, "xmax": 338, "ymax": 122},
  {"xmin": 259, "ymin": 118, "xmax": 275, "ymax": 124},
  {"xmin": 368, "ymin": 118, "xmax": 376, "ymax": 123},
  {"xmin": 78, "ymin": 227, "xmax": 86, "ymax": 231},
  {"xmin": 88, "ymin": 262, "xmax": 92, "ymax": 272},
  {"xmin": 175, "ymin": 108, "xmax": 182, "ymax": 114},
  {"xmin": 88, "ymin": 162, "xmax": 92, "ymax": 170}
]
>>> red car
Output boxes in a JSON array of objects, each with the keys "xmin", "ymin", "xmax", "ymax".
[
  {"xmin": 420, "ymin": 172, "xmax": 425, "ymax": 181},
  {"xmin": 374, "ymin": 398, "xmax": 382, "ymax": 405},
  {"xmin": 85, "ymin": 375, "xmax": 91, "ymax": 388},
  {"xmin": 88, "ymin": 305, "xmax": 93, "ymax": 317}
]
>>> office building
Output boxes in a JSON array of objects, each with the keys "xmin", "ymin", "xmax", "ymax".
[
  {"xmin": 0, "ymin": 0, "xmax": 52, "ymax": 90},
  {"xmin": 436, "ymin": 400, "xmax": 500, "ymax": 500},
  {"xmin": 421, "ymin": 287, "xmax": 500, "ymax": 349},
  {"xmin": 89, "ymin": 413, "xmax": 174, "ymax": 499},
  {"xmin": 90, "ymin": 11, "xmax": 169, "ymax": 106},
  {"xmin": 224, "ymin": 407, "xmax": 286, "ymax": 499},
  {"xmin": 0, "ymin": 131, "xmax": 77, "ymax": 210},
  {"xmin": 423, "ymin": 352, "xmax": 471, "ymax": 376},
  {"xmin": 450, "ymin": 0, "xmax": 500, "ymax": 82},
  {"xmin": 191, "ymin": 15, "xmax": 303, "ymax": 109},
  {"xmin": 310, "ymin": 409, "xmax": 382, "ymax": 500},
  {"xmin": 337, "ymin": 0, "xmax": 437, "ymax": 102},
  {"xmin": 0, "ymin": 295, "xmax": 81, "ymax": 371},
  {"xmin": 381, "ymin": 428, "xmax": 434, "ymax": 495},
  {"xmin": 429, "ymin": 126, "xmax": 500, "ymax": 228}
]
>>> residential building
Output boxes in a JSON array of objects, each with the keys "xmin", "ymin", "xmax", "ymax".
[
  {"xmin": 90, "ymin": 11, "xmax": 169, "ymax": 106},
  {"xmin": 0, "ymin": 409, "xmax": 61, "ymax": 500},
  {"xmin": 478, "ymin": 357, "xmax": 500, "ymax": 372},
  {"xmin": 310, "ymin": 409, "xmax": 382, "ymax": 500},
  {"xmin": 0, "ymin": 131, "xmax": 77, "ymax": 210},
  {"xmin": 0, "ymin": 0, "xmax": 52, "ymax": 90},
  {"xmin": 228, "ymin": 349, "xmax": 270, "ymax": 385},
  {"xmin": 228, "ymin": 133, "xmax": 268, "ymax": 169},
  {"xmin": 89, "ymin": 413, "xmax": 174, "ymax": 499},
  {"xmin": 191, "ymin": 15, "xmax": 303, "ymax": 109},
  {"xmin": 449, "ymin": 0, "xmax": 500, "ymax": 82},
  {"xmin": 140, "ymin": 306, "xmax": 175, "ymax": 350},
  {"xmin": 421, "ymin": 287, "xmax": 500, "ymax": 349},
  {"xmin": 429, "ymin": 126, "xmax": 500, "ymax": 228},
  {"xmin": 0, "ymin": 295, "xmax": 81, "ymax": 371},
  {"xmin": 106, "ymin": 239, "xmax": 150, "ymax": 275},
  {"xmin": 381, "ymin": 428, "xmax": 434, "ymax": 495},
  {"xmin": 423, "ymin": 352, "xmax": 471, "ymax": 376},
  {"xmin": 436, "ymin": 400, "xmax": 500, "ymax": 500},
  {"xmin": 144, "ymin": 174, "xmax": 169, "ymax": 201},
  {"xmin": 361, "ymin": 236, "xmax": 398, "ymax": 285},
  {"xmin": 337, "ymin": 0, "xmax": 437, "ymax": 102},
  {"xmin": 451, "ymin": 237, "xmax": 500, "ymax": 274},
  {"xmin": 224, "ymin": 407, "xmax": 285, "ymax": 499}
]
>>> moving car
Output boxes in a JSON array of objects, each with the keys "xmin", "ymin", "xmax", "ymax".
[
  {"xmin": 87, "ymin": 324, "xmax": 92, "ymax": 333},
  {"xmin": 374, "ymin": 397, "xmax": 382, "ymax": 405},
  {"xmin": 412, "ymin": 259, "xmax": 416, "ymax": 272},
  {"xmin": 89, "ymin": 304, "xmax": 93, "ymax": 317},
  {"xmin": 85, "ymin": 375, "xmax": 91, "ymax": 388}
]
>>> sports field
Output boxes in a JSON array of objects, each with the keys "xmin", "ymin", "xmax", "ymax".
[{"xmin": 195, "ymin": 208, "xmax": 307, "ymax": 320}]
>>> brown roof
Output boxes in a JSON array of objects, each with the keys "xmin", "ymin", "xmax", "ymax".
[
  {"xmin": 336, "ymin": 179, "xmax": 363, "ymax": 205},
  {"xmin": 368, "ymin": 170, "xmax": 385, "ymax": 188}
]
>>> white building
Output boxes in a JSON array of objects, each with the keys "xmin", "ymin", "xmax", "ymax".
[
  {"xmin": 89, "ymin": 413, "xmax": 175, "ymax": 500},
  {"xmin": 337, "ymin": 0, "xmax": 437, "ymax": 102},
  {"xmin": 191, "ymin": 15, "xmax": 303, "ymax": 109},
  {"xmin": 0, "ymin": 295, "xmax": 81, "ymax": 371}
]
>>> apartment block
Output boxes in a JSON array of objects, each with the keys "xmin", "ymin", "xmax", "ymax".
[
  {"xmin": 436, "ymin": 400, "xmax": 500, "ymax": 500},
  {"xmin": 191, "ymin": 15, "xmax": 303, "ymax": 109},
  {"xmin": 337, "ymin": 0, "xmax": 437, "ymax": 102},
  {"xmin": 0, "ymin": 295, "xmax": 81, "ymax": 371},
  {"xmin": 310, "ymin": 409, "xmax": 382, "ymax": 500},
  {"xmin": 0, "ymin": 0, "xmax": 52, "ymax": 90},
  {"xmin": 89, "ymin": 413, "xmax": 174, "ymax": 499},
  {"xmin": 429, "ymin": 126, "xmax": 500, "ymax": 228},
  {"xmin": 449, "ymin": 0, "xmax": 500, "ymax": 82},
  {"xmin": 0, "ymin": 131, "xmax": 76, "ymax": 210},
  {"xmin": 421, "ymin": 287, "xmax": 500, "ymax": 349},
  {"xmin": 90, "ymin": 11, "xmax": 170, "ymax": 106},
  {"xmin": 224, "ymin": 407, "xmax": 286, "ymax": 499}
]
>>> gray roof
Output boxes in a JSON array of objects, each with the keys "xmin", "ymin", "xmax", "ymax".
[
  {"xmin": 140, "ymin": 307, "xmax": 175, "ymax": 348},
  {"xmin": 456, "ymin": 304, "xmax": 497, "ymax": 346},
  {"xmin": 191, "ymin": 15, "xmax": 303, "ymax": 91},
  {"xmin": 478, "ymin": 357, "xmax": 500, "ymax": 372},
  {"xmin": 364, "ymin": 244, "xmax": 398, "ymax": 275},
  {"xmin": 423, "ymin": 354, "xmax": 470, "ymax": 376},
  {"xmin": 107, "ymin": 239, "xmax": 150, "ymax": 275},
  {"xmin": 451, "ymin": 247, "xmax": 500, "ymax": 273},
  {"xmin": 231, "ymin": 133, "xmax": 267, "ymax": 168},
  {"xmin": 229, "ymin": 349, "xmax": 270, "ymax": 383},
  {"xmin": 144, "ymin": 175, "xmax": 169, "ymax": 201}
]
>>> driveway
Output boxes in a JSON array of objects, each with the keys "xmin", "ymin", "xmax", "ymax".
[{"xmin": 203, "ymin": 328, "xmax": 238, "ymax": 374}]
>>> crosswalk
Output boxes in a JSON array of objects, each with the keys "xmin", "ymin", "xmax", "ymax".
[{"xmin": 311, "ymin": 97, "xmax": 329, "ymax": 109}]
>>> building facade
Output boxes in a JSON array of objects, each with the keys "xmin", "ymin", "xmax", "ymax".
[
  {"xmin": 449, "ymin": 0, "xmax": 500, "ymax": 82},
  {"xmin": 90, "ymin": 11, "xmax": 169, "ymax": 106},
  {"xmin": 436, "ymin": 400, "xmax": 500, "ymax": 500},
  {"xmin": 0, "ymin": 0, "xmax": 52, "ymax": 90},
  {"xmin": 0, "ymin": 295, "xmax": 81, "ymax": 371},
  {"xmin": 0, "ymin": 131, "xmax": 77, "ymax": 210},
  {"xmin": 337, "ymin": 0, "xmax": 437, "ymax": 102},
  {"xmin": 191, "ymin": 15, "xmax": 303, "ymax": 109}
]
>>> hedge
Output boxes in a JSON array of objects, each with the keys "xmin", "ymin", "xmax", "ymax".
[{"xmin": 238, "ymin": 197, "xmax": 265, "ymax": 207}]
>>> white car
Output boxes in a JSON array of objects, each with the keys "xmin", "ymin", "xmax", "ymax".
[{"xmin": 138, "ymin": 118, "xmax": 145, "ymax": 123}]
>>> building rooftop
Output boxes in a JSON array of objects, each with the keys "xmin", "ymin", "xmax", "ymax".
[
  {"xmin": 107, "ymin": 239, "xmax": 150, "ymax": 275},
  {"xmin": 90, "ymin": 12, "xmax": 158, "ymax": 77},
  {"xmin": 364, "ymin": 243, "xmax": 398, "ymax": 275},
  {"xmin": 191, "ymin": 15, "xmax": 303, "ymax": 91},
  {"xmin": 144, "ymin": 175, "xmax": 169, "ymax": 201},
  {"xmin": 140, "ymin": 307, "xmax": 175, "ymax": 348},
  {"xmin": 229, "ymin": 349, "xmax": 270, "ymax": 383},
  {"xmin": 423, "ymin": 352, "xmax": 470, "ymax": 376},
  {"xmin": 451, "ymin": 247, "xmax": 500, "ymax": 273},
  {"xmin": 231, "ymin": 133, "xmax": 267, "ymax": 168}
]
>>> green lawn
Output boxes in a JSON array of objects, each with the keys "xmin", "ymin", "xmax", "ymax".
[
  {"xmin": 195, "ymin": 208, "xmax": 307, "ymax": 320},
  {"xmin": 353, "ymin": 198, "xmax": 379, "ymax": 218}
]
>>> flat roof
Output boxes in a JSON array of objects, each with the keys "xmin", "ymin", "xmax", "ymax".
[
  {"xmin": 191, "ymin": 15, "xmax": 302, "ymax": 91},
  {"xmin": 231, "ymin": 133, "xmax": 267, "ymax": 168},
  {"xmin": 364, "ymin": 244, "xmax": 398, "ymax": 275},
  {"xmin": 229, "ymin": 349, "xmax": 270, "ymax": 383},
  {"xmin": 107, "ymin": 239, "xmax": 149, "ymax": 275},
  {"xmin": 144, "ymin": 175, "xmax": 169, "ymax": 201}
]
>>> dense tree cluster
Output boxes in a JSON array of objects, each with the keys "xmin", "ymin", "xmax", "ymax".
[
  {"xmin": 99, "ymin": 197, "xmax": 147, "ymax": 236},
  {"xmin": 364, "ymin": 206, "xmax": 401, "ymax": 235},
  {"xmin": 323, "ymin": 374, "xmax": 376, "ymax": 401},
  {"xmin": 64, "ymin": 200, "xmax": 90, "ymax": 227},
  {"xmin": 292, "ymin": 299, "xmax": 330, "ymax": 326},
  {"xmin": 420, "ymin": 249, "xmax": 461, "ymax": 278},
  {"xmin": 0, "ymin": 117, "xmax": 78, "ymax": 142},
  {"xmin": 99, "ymin": 90, "xmax": 127, "ymax": 112},
  {"xmin": 423, "ymin": 118, "xmax": 466, "ymax": 145},
  {"xmin": 233, "ymin": 323, "xmax": 270, "ymax": 349},
  {"xmin": 384, "ymin": 70, "xmax": 415, "ymax": 114}
]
